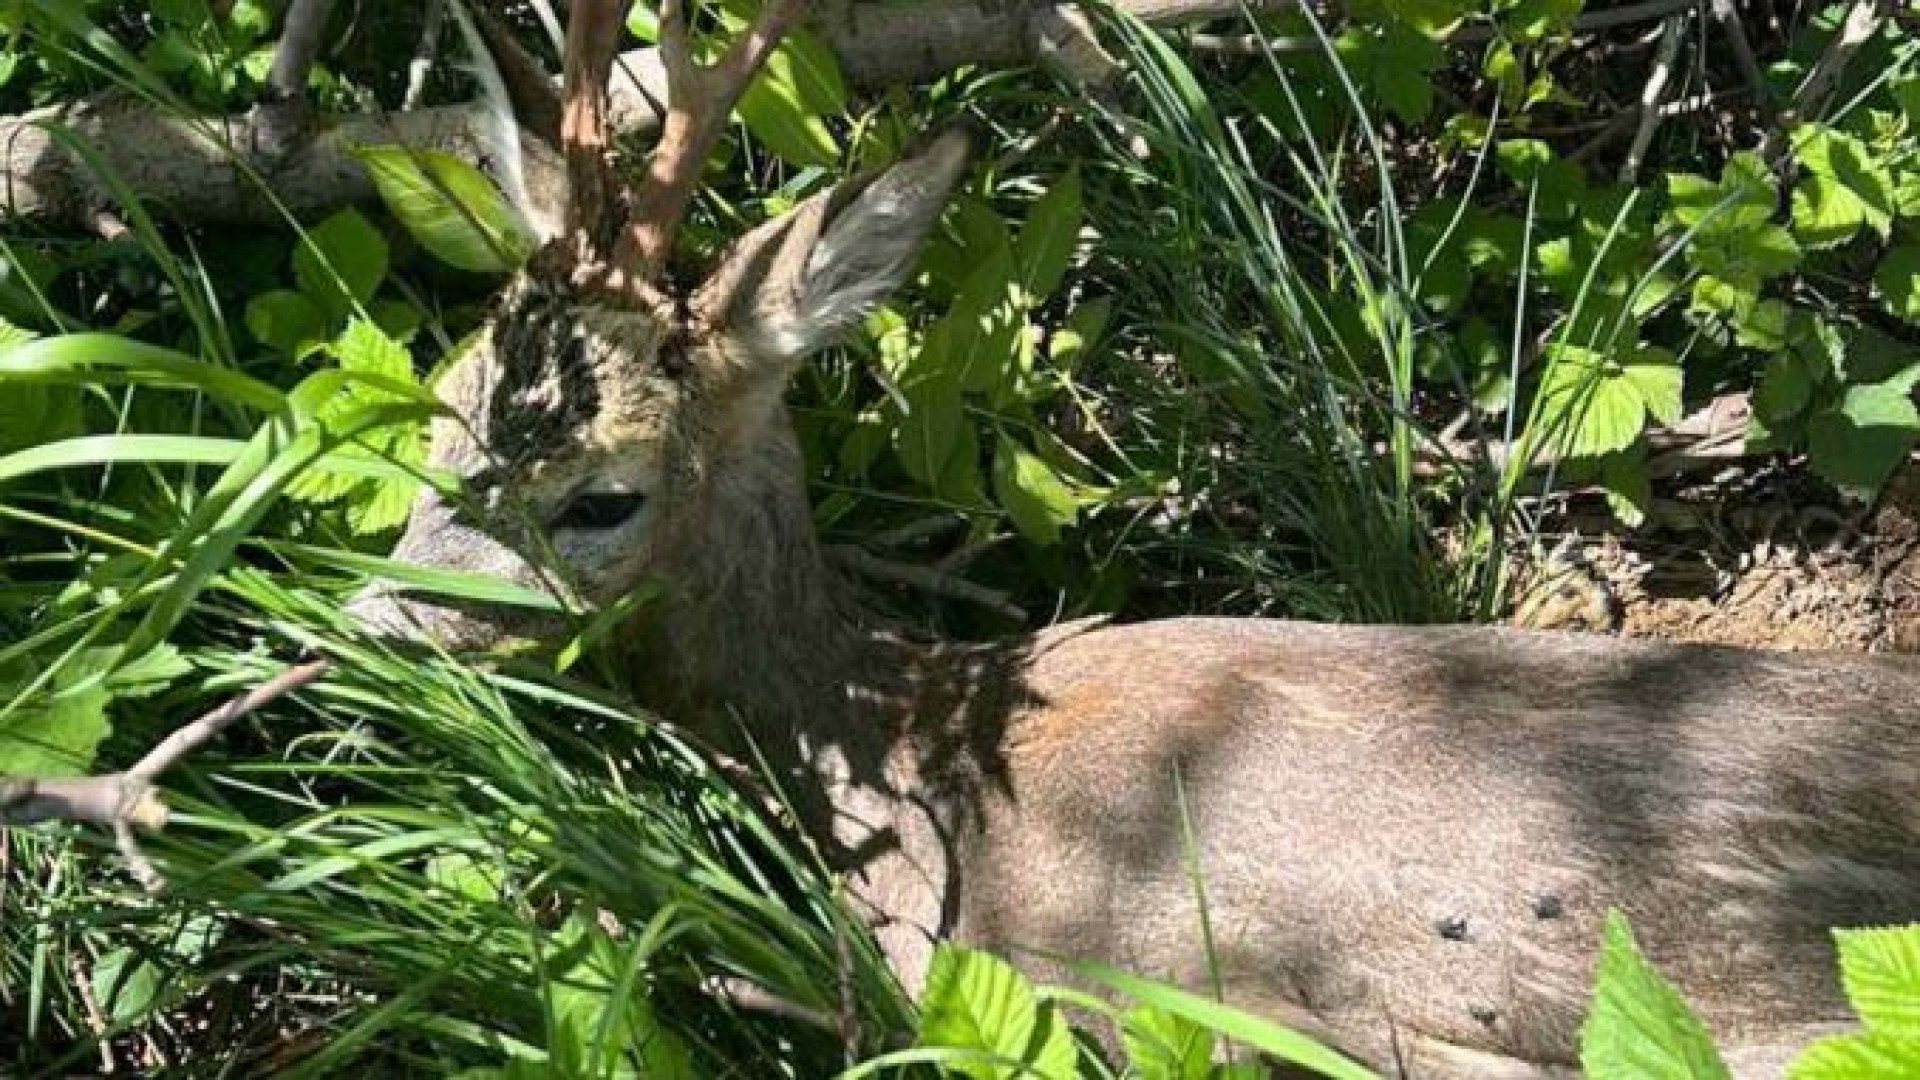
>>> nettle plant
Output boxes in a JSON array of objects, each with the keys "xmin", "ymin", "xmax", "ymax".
[{"xmin": 1258, "ymin": 3, "xmax": 1920, "ymax": 519}]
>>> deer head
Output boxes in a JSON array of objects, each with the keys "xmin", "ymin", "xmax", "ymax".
[{"xmin": 348, "ymin": 0, "xmax": 969, "ymax": 655}]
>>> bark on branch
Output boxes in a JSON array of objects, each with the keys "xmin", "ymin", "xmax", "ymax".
[
  {"xmin": 0, "ymin": 0, "xmax": 1295, "ymax": 229},
  {"xmin": 0, "ymin": 659, "xmax": 332, "ymax": 891}
]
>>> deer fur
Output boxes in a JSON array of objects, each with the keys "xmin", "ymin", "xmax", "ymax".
[{"xmin": 346, "ymin": 9, "xmax": 1920, "ymax": 1075}]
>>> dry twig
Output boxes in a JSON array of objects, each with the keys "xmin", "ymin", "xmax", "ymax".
[{"xmin": 0, "ymin": 659, "xmax": 333, "ymax": 892}]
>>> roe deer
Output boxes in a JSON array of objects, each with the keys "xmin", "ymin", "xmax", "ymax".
[{"xmin": 347, "ymin": 2, "xmax": 1920, "ymax": 1075}]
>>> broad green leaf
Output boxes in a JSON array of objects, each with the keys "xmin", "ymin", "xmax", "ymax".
[
  {"xmin": 1790, "ymin": 127, "xmax": 1895, "ymax": 248},
  {"xmin": 293, "ymin": 209, "xmax": 389, "ymax": 322},
  {"xmin": 1874, "ymin": 245, "xmax": 1920, "ymax": 323},
  {"xmin": 1601, "ymin": 450, "xmax": 1651, "ymax": 528},
  {"xmin": 1751, "ymin": 352, "xmax": 1815, "ymax": 427},
  {"xmin": 1014, "ymin": 167, "xmax": 1082, "ymax": 303},
  {"xmin": 917, "ymin": 945, "xmax": 1078, "ymax": 1080},
  {"xmin": 356, "ymin": 146, "xmax": 535, "ymax": 273},
  {"xmin": 1352, "ymin": 0, "xmax": 1474, "ymax": 36},
  {"xmin": 1665, "ymin": 153, "xmax": 1776, "ymax": 233},
  {"xmin": 245, "ymin": 288, "xmax": 327, "ymax": 354},
  {"xmin": 1122, "ymin": 1004, "xmax": 1214, "ymax": 1080},
  {"xmin": 1496, "ymin": 0, "xmax": 1583, "ymax": 40},
  {"xmin": 736, "ymin": 47, "xmax": 840, "ymax": 167},
  {"xmin": 1789, "ymin": 1033, "xmax": 1920, "ymax": 1080},
  {"xmin": 1536, "ymin": 346, "xmax": 1671, "ymax": 459},
  {"xmin": 1497, "ymin": 139, "xmax": 1587, "ymax": 220},
  {"xmin": 0, "ymin": 644, "xmax": 177, "ymax": 778},
  {"xmin": 1808, "ymin": 383, "xmax": 1920, "ymax": 498},
  {"xmin": 92, "ymin": 948, "xmax": 160, "ymax": 1025},
  {"xmin": 1620, "ymin": 345, "xmax": 1683, "ymax": 427},
  {"xmin": 992, "ymin": 433, "xmax": 1079, "ymax": 545},
  {"xmin": 1580, "ymin": 910, "xmax": 1730, "ymax": 1080},
  {"xmin": 1688, "ymin": 224, "xmax": 1799, "ymax": 286},
  {"xmin": 895, "ymin": 373, "xmax": 967, "ymax": 488},
  {"xmin": 1335, "ymin": 20, "xmax": 1444, "ymax": 123},
  {"xmin": 286, "ymin": 321, "xmax": 430, "ymax": 532},
  {"xmin": 1835, "ymin": 926, "xmax": 1920, "ymax": 1039},
  {"xmin": 546, "ymin": 913, "xmax": 694, "ymax": 1079},
  {"xmin": 0, "ymin": 665, "xmax": 110, "ymax": 776}
]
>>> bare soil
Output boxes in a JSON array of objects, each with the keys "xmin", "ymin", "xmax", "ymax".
[{"xmin": 1508, "ymin": 462, "xmax": 1920, "ymax": 654}]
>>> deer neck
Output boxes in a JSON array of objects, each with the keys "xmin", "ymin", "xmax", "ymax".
[{"xmin": 619, "ymin": 417, "xmax": 928, "ymax": 771}]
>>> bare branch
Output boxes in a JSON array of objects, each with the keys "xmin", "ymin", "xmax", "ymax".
[
  {"xmin": 1620, "ymin": 13, "xmax": 1688, "ymax": 183},
  {"xmin": 1790, "ymin": 0, "xmax": 1886, "ymax": 123},
  {"xmin": 249, "ymin": 0, "xmax": 339, "ymax": 162},
  {"xmin": 0, "ymin": 658, "xmax": 332, "ymax": 892},
  {"xmin": 4, "ymin": 0, "xmax": 1309, "ymax": 231}
]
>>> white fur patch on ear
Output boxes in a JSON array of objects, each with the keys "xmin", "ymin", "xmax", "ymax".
[{"xmin": 784, "ymin": 131, "xmax": 972, "ymax": 354}]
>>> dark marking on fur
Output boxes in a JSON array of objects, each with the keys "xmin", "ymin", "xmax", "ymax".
[{"xmin": 487, "ymin": 287, "xmax": 603, "ymax": 464}]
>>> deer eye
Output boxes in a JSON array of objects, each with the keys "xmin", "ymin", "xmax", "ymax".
[{"xmin": 551, "ymin": 491, "xmax": 648, "ymax": 532}]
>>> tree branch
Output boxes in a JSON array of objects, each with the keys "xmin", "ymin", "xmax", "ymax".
[
  {"xmin": 248, "ymin": 0, "xmax": 339, "ymax": 163},
  {"xmin": 0, "ymin": 0, "xmax": 1297, "ymax": 229},
  {"xmin": 0, "ymin": 659, "xmax": 332, "ymax": 892}
]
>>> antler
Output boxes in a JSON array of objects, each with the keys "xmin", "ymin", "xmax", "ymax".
[
  {"xmin": 548, "ymin": 0, "xmax": 807, "ymax": 300},
  {"xmin": 620, "ymin": 0, "xmax": 807, "ymax": 277}
]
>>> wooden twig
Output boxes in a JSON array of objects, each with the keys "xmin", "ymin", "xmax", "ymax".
[
  {"xmin": 1705, "ymin": 0, "xmax": 1774, "ymax": 123},
  {"xmin": 1620, "ymin": 13, "xmax": 1688, "ymax": 183},
  {"xmin": 828, "ymin": 546, "xmax": 1028, "ymax": 623},
  {"xmin": 248, "ymin": 0, "xmax": 338, "ymax": 163},
  {"xmin": 1763, "ymin": 0, "xmax": 1887, "ymax": 158},
  {"xmin": 401, "ymin": 0, "xmax": 447, "ymax": 112},
  {"xmin": 0, "ymin": 659, "xmax": 333, "ymax": 892}
]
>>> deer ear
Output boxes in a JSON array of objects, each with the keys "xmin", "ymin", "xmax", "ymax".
[{"xmin": 699, "ymin": 131, "xmax": 970, "ymax": 362}]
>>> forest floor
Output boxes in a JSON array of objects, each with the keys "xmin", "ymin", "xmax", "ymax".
[{"xmin": 1510, "ymin": 461, "xmax": 1920, "ymax": 653}]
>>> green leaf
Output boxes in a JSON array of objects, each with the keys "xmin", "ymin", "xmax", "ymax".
[
  {"xmin": 1835, "ymin": 926, "xmax": 1920, "ymax": 1039},
  {"xmin": 1808, "ymin": 382, "xmax": 1920, "ymax": 499},
  {"xmin": 1496, "ymin": 0, "xmax": 1584, "ymax": 40},
  {"xmin": 1875, "ymin": 245, "xmax": 1920, "ymax": 323},
  {"xmin": 1014, "ymin": 167, "xmax": 1082, "ymax": 303},
  {"xmin": 1790, "ymin": 127, "xmax": 1895, "ymax": 248},
  {"xmin": 545, "ymin": 913, "xmax": 694, "ymax": 1079},
  {"xmin": 1752, "ymin": 351, "xmax": 1815, "ymax": 427},
  {"xmin": 1335, "ymin": 20, "xmax": 1444, "ymax": 123},
  {"xmin": 0, "ymin": 644, "xmax": 173, "ymax": 779},
  {"xmin": 1536, "ymin": 345, "xmax": 1677, "ymax": 459},
  {"xmin": 1620, "ymin": 345, "xmax": 1683, "ymax": 427},
  {"xmin": 917, "ymin": 945, "xmax": 1078, "ymax": 1080},
  {"xmin": 92, "ymin": 948, "xmax": 160, "ymax": 1025},
  {"xmin": 1600, "ymin": 450, "xmax": 1651, "ymax": 528},
  {"xmin": 245, "ymin": 288, "xmax": 327, "ymax": 354},
  {"xmin": 1665, "ymin": 152, "xmax": 1776, "ymax": 234},
  {"xmin": 1688, "ymin": 224, "xmax": 1799, "ymax": 286},
  {"xmin": 736, "ymin": 51, "xmax": 840, "ymax": 167},
  {"xmin": 1580, "ymin": 910, "xmax": 1730, "ymax": 1080},
  {"xmin": 293, "ymin": 209, "xmax": 389, "ymax": 322},
  {"xmin": 1789, "ymin": 1033, "xmax": 1920, "ymax": 1080},
  {"xmin": 286, "ymin": 320, "xmax": 429, "ymax": 531},
  {"xmin": 1062, "ymin": 958, "xmax": 1377, "ymax": 1080},
  {"xmin": 355, "ymin": 146, "xmax": 535, "ymax": 273},
  {"xmin": 1122, "ymin": 1005, "xmax": 1214, "ymax": 1080},
  {"xmin": 896, "ymin": 373, "xmax": 967, "ymax": 489},
  {"xmin": 0, "ymin": 672, "xmax": 109, "ymax": 777},
  {"xmin": 1496, "ymin": 139, "xmax": 1587, "ymax": 220},
  {"xmin": 992, "ymin": 433, "xmax": 1079, "ymax": 545}
]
